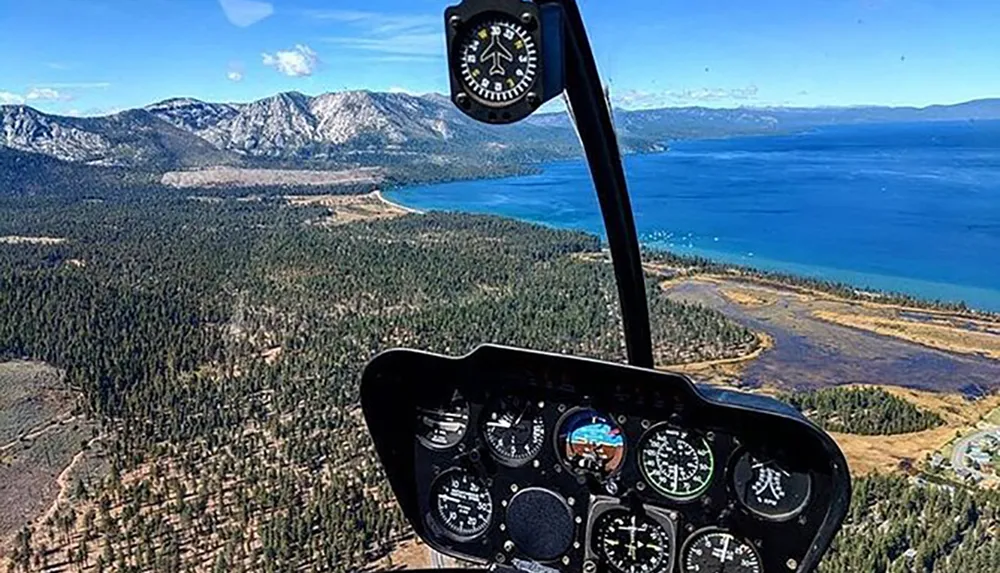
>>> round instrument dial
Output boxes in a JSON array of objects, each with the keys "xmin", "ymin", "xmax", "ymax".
[
  {"xmin": 430, "ymin": 469, "xmax": 493, "ymax": 539},
  {"xmin": 416, "ymin": 390, "xmax": 468, "ymax": 450},
  {"xmin": 456, "ymin": 17, "xmax": 538, "ymax": 107},
  {"xmin": 681, "ymin": 530, "xmax": 762, "ymax": 573},
  {"xmin": 733, "ymin": 450, "xmax": 811, "ymax": 521},
  {"xmin": 482, "ymin": 395, "xmax": 545, "ymax": 466},
  {"xmin": 593, "ymin": 510, "xmax": 672, "ymax": 573},
  {"xmin": 639, "ymin": 426, "xmax": 714, "ymax": 500},
  {"xmin": 556, "ymin": 408, "xmax": 625, "ymax": 478}
]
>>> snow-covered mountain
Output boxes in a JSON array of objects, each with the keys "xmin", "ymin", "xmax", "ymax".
[
  {"xmin": 5, "ymin": 90, "xmax": 999, "ymax": 170},
  {"xmin": 1, "ymin": 90, "xmax": 579, "ymax": 169},
  {"xmin": 0, "ymin": 105, "xmax": 236, "ymax": 168}
]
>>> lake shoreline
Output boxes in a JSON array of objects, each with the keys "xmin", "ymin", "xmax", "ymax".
[{"xmin": 385, "ymin": 123, "xmax": 1000, "ymax": 312}]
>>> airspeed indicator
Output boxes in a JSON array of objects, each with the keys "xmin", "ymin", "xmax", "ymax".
[{"xmin": 639, "ymin": 425, "xmax": 715, "ymax": 500}]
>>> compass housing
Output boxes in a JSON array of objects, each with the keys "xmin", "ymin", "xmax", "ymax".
[{"xmin": 446, "ymin": 0, "xmax": 545, "ymax": 124}]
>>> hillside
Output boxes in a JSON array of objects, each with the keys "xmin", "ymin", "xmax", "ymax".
[{"xmin": 5, "ymin": 91, "xmax": 999, "ymax": 177}]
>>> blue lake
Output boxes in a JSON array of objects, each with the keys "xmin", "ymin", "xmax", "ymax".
[{"xmin": 387, "ymin": 121, "xmax": 1000, "ymax": 311}]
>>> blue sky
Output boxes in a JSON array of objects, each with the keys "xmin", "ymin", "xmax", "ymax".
[{"xmin": 2, "ymin": 0, "xmax": 998, "ymax": 115}]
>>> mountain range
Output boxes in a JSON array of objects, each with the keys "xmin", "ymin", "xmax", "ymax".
[{"xmin": 2, "ymin": 90, "xmax": 999, "ymax": 175}]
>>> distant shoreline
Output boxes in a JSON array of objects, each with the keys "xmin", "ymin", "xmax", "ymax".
[{"xmin": 373, "ymin": 190, "xmax": 424, "ymax": 215}]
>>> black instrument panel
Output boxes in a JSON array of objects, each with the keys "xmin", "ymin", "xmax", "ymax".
[{"xmin": 362, "ymin": 345, "xmax": 850, "ymax": 573}]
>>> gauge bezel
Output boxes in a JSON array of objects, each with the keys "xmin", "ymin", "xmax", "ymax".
[
  {"xmin": 553, "ymin": 406, "xmax": 627, "ymax": 479},
  {"xmin": 481, "ymin": 395, "xmax": 546, "ymax": 467},
  {"xmin": 444, "ymin": 0, "xmax": 544, "ymax": 124},
  {"xmin": 584, "ymin": 496, "xmax": 678, "ymax": 573},
  {"xmin": 415, "ymin": 395, "xmax": 470, "ymax": 451},
  {"xmin": 679, "ymin": 527, "xmax": 763, "ymax": 573},
  {"xmin": 428, "ymin": 467, "xmax": 495, "ymax": 542},
  {"xmin": 729, "ymin": 447, "xmax": 813, "ymax": 522},
  {"xmin": 638, "ymin": 423, "xmax": 716, "ymax": 501},
  {"xmin": 592, "ymin": 509, "xmax": 672, "ymax": 573},
  {"xmin": 453, "ymin": 15, "xmax": 539, "ymax": 109}
]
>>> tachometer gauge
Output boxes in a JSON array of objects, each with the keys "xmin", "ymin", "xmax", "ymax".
[
  {"xmin": 456, "ymin": 17, "xmax": 538, "ymax": 107},
  {"xmin": 732, "ymin": 450, "xmax": 811, "ymax": 521},
  {"xmin": 556, "ymin": 408, "xmax": 626, "ymax": 477},
  {"xmin": 416, "ymin": 390, "xmax": 468, "ymax": 450},
  {"xmin": 593, "ymin": 510, "xmax": 672, "ymax": 573},
  {"xmin": 681, "ymin": 530, "xmax": 762, "ymax": 573},
  {"xmin": 482, "ymin": 395, "xmax": 545, "ymax": 466},
  {"xmin": 639, "ymin": 425, "xmax": 714, "ymax": 500},
  {"xmin": 429, "ymin": 468, "xmax": 493, "ymax": 540}
]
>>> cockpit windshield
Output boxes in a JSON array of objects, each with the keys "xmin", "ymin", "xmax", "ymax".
[{"xmin": 1, "ymin": 1, "xmax": 999, "ymax": 572}]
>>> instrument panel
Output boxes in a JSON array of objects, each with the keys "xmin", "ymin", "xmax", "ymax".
[{"xmin": 362, "ymin": 345, "xmax": 850, "ymax": 573}]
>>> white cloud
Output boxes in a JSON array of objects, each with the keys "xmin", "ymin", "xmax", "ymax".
[
  {"xmin": 227, "ymin": 70, "xmax": 244, "ymax": 82},
  {"xmin": 219, "ymin": 0, "xmax": 273, "ymax": 27},
  {"xmin": 388, "ymin": 86, "xmax": 418, "ymax": 95},
  {"xmin": 614, "ymin": 85, "xmax": 760, "ymax": 109},
  {"xmin": 262, "ymin": 44, "xmax": 319, "ymax": 77},
  {"xmin": 0, "ymin": 91, "xmax": 26, "ymax": 105},
  {"xmin": 315, "ymin": 10, "xmax": 443, "ymax": 59},
  {"xmin": 38, "ymin": 82, "xmax": 110, "ymax": 89},
  {"xmin": 26, "ymin": 87, "xmax": 73, "ymax": 101},
  {"xmin": 324, "ymin": 33, "xmax": 443, "ymax": 57}
]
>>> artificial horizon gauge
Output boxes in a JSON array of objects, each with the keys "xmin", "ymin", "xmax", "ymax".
[
  {"xmin": 482, "ymin": 395, "xmax": 545, "ymax": 466},
  {"xmin": 732, "ymin": 450, "xmax": 812, "ymax": 521},
  {"xmin": 556, "ymin": 408, "xmax": 626, "ymax": 477},
  {"xmin": 639, "ymin": 425, "xmax": 714, "ymax": 500},
  {"xmin": 593, "ymin": 510, "xmax": 672, "ymax": 573},
  {"xmin": 680, "ymin": 530, "xmax": 762, "ymax": 573},
  {"xmin": 415, "ymin": 390, "xmax": 469, "ymax": 450},
  {"xmin": 455, "ymin": 16, "xmax": 539, "ymax": 107},
  {"xmin": 429, "ymin": 468, "xmax": 494, "ymax": 540}
]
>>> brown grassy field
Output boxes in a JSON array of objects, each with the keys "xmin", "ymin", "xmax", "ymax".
[
  {"xmin": 812, "ymin": 309, "xmax": 1000, "ymax": 360},
  {"xmin": 285, "ymin": 191, "xmax": 417, "ymax": 225}
]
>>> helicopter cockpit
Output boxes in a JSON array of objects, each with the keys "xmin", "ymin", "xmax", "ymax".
[{"xmin": 362, "ymin": 2, "xmax": 852, "ymax": 573}]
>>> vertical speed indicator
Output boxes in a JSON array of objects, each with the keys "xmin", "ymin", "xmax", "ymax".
[{"xmin": 457, "ymin": 18, "xmax": 538, "ymax": 107}]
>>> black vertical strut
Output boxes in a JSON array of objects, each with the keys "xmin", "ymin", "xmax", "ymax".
[{"xmin": 542, "ymin": 0, "xmax": 654, "ymax": 368}]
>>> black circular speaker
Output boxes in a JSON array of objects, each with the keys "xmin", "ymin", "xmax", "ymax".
[{"xmin": 505, "ymin": 487, "xmax": 574, "ymax": 561}]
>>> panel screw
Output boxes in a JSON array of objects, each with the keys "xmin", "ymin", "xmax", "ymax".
[
  {"xmin": 567, "ymin": 497, "xmax": 576, "ymax": 506},
  {"xmin": 449, "ymin": 14, "xmax": 462, "ymax": 27},
  {"xmin": 786, "ymin": 559, "xmax": 798, "ymax": 570},
  {"xmin": 520, "ymin": 11, "xmax": 534, "ymax": 25},
  {"xmin": 636, "ymin": 482, "xmax": 646, "ymax": 491},
  {"xmin": 496, "ymin": 554, "xmax": 506, "ymax": 563},
  {"xmin": 500, "ymin": 523, "xmax": 507, "ymax": 531},
  {"xmin": 584, "ymin": 561, "xmax": 597, "ymax": 573},
  {"xmin": 706, "ymin": 431, "xmax": 716, "ymax": 442},
  {"xmin": 616, "ymin": 415, "xmax": 627, "ymax": 424},
  {"xmin": 526, "ymin": 92, "xmax": 540, "ymax": 108},
  {"xmin": 573, "ymin": 541, "xmax": 580, "ymax": 549},
  {"xmin": 455, "ymin": 93, "xmax": 470, "ymax": 108},
  {"xmin": 510, "ymin": 484, "xmax": 519, "ymax": 493},
  {"xmin": 557, "ymin": 404, "xmax": 566, "ymax": 413},
  {"xmin": 562, "ymin": 556, "xmax": 571, "ymax": 566},
  {"xmin": 798, "ymin": 515, "xmax": 808, "ymax": 525},
  {"xmin": 641, "ymin": 419, "xmax": 651, "ymax": 429},
  {"xmin": 504, "ymin": 540, "xmax": 515, "ymax": 552},
  {"xmin": 532, "ymin": 459, "xmax": 540, "ymax": 468},
  {"xmin": 575, "ymin": 516, "xmax": 582, "ymax": 524}
]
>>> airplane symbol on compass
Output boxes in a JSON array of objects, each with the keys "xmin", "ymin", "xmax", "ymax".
[{"xmin": 481, "ymin": 28, "xmax": 514, "ymax": 75}]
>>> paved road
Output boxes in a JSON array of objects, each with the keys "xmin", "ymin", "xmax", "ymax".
[{"xmin": 950, "ymin": 428, "xmax": 1000, "ymax": 478}]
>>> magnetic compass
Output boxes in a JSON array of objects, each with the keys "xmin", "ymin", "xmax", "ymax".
[
  {"xmin": 456, "ymin": 18, "xmax": 538, "ymax": 107},
  {"xmin": 445, "ymin": 0, "xmax": 546, "ymax": 124}
]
